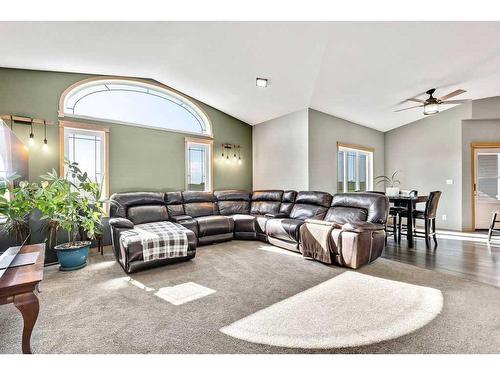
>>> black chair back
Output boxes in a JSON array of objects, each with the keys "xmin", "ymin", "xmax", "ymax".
[{"xmin": 425, "ymin": 191, "xmax": 442, "ymax": 219}]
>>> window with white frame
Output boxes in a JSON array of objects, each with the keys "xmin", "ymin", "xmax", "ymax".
[
  {"xmin": 62, "ymin": 124, "xmax": 108, "ymax": 202},
  {"xmin": 185, "ymin": 139, "xmax": 212, "ymax": 192},
  {"xmin": 337, "ymin": 144, "xmax": 373, "ymax": 193},
  {"xmin": 60, "ymin": 78, "xmax": 212, "ymax": 137}
]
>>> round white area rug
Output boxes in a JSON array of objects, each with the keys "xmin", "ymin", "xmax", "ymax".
[{"xmin": 220, "ymin": 271, "xmax": 443, "ymax": 349}]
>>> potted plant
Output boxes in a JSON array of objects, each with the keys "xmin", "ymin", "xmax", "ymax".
[
  {"xmin": 0, "ymin": 175, "xmax": 37, "ymax": 245},
  {"xmin": 38, "ymin": 160, "xmax": 104, "ymax": 271},
  {"xmin": 375, "ymin": 171, "xmax": 401, "ymax": 196}
]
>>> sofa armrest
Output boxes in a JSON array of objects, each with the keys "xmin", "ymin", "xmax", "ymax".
[
  {"xmin": 171, "ymin": 215, "xmax": 193, "ymax": 222},
  {"xmin": 265, "ymin": 213, "xmax": 288, "ymax": 218},
  {"xmin": 109, "ymin": 217, "xmax": 134, "ymax": 229},
  {"xmin": 305, "ymin": 219, "xmax": 341, "ymax": 227},
  {"xmin": 342, "ymin": 221, "xmax": 385, "ymax": 233}
]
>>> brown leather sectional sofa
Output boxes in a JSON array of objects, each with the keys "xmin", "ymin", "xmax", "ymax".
[{"xmin": 109, "ymin": 190, "xmax": 389, "ymax": 273}]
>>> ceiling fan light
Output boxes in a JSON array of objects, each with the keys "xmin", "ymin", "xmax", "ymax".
[{"xmin": 423, "ymin": 103, "xmax": 439, "ymax": 115}]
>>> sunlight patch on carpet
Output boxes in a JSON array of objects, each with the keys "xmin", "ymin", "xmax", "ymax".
[
  {"xmin": 220, "ymin": 271, "xmax": 443, "ymax": 349},
  {"xmin": 257, "ymin": 245, "xmax": 303, "ymax": 257},
  {"xmin": 155, "ymin": 282, "xmax": 216, "ymax": 305}
]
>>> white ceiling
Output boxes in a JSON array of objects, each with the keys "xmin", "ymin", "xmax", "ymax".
[{"xmin": 1, "ymin": 21, "xmax": 500, "ymax": 131}]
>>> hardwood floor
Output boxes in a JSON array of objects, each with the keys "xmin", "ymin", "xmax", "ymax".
[{"xmin": 382, "ymin": 229, "xmax": 500, "ymax": 288}]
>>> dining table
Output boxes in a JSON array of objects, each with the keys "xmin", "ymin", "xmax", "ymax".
[{"xmin": 387, "ymin": 194, "xmax": 428, "ymax": 248}]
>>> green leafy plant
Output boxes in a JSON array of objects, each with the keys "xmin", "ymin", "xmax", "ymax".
[
  {"xmin": 0, "ymin": 175, "xmax": 37, "ymax": 244},
  {"xmin": 38, "ymin": 159, "xmax": 105, "ymax": 249},
  {"xmin": 374, "ymin": 170, "xmax": 401, "ymax": 188}
]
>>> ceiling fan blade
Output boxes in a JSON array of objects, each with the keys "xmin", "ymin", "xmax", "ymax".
[
  {"xmin": 405, "ymin": 98, "xmax": 426, "ymax": 104},
  {"xmin": 439, "ymin": 89, "xmax": 466, "ymax": 101},
  {"xmin": 440, "ymin": 99, "xmax": 470, "ymax": 105},
  {"xmin": 394, "ymin": 105, "xmax": 424, "ymax": 112}
]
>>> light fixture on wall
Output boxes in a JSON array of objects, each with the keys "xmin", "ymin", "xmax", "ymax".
[
  {"xmin": 42, "ymin": 120, "xmax": 48, "ymax": 152},
  {"xmin": 220, "ymin": 143, "xmax": 243, "ymax": 165},
  {"xmin": 28, "ymin": 119, "xmax": 35, "ymax": 147},
  {"xmin": 1, "ymin": 114, "xmax": 54, "ymax": 152}
]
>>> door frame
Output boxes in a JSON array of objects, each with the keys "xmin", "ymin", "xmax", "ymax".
[{"xmin": 471, "ymin": 142, "xmax": 500, "ymax": 230}]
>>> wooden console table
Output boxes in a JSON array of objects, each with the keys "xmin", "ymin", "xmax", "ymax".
[{"xmin": 0, "ymin": 243, "xmax": 45, "ymax": 354}]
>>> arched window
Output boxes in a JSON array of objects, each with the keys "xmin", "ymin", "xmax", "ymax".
[{"xmin": 59, "ymin": 77, "xmax": 212, "ymax": 136}]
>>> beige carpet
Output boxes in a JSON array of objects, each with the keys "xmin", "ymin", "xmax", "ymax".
[
  {"xmin": 221, "ymin": 271, "xmax": 443, "ymax": 348},
  {"xmin": 0, "ymin": 240, "xmax": 499, "ymax": 354}
]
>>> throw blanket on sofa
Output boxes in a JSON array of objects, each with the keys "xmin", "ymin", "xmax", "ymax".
[{"xmin": 120, "ymin": 221, "xmax": 189, "ymax": 262}]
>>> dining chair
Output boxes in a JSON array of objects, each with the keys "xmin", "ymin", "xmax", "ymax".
[{"xmin": 398, "ymin": 191, "xmax": 442, "ymax": 248}]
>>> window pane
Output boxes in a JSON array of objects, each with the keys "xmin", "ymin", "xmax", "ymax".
[
  {"xmin": 64, "ymin": 80, "xmax": 210, "ymax": 135},
  {"xmin": 359, "ymin": 154, "xmax": 367, "ymax": 192},
  {"xmin": 347, "ymin": 151, "xmax": 357, "ymax": 192},
  {"xmin": 64, "ymin": 127, "xmax": 106, "ymax": 199},
  {"xmin": 337, "ymin": 151, "xmax": 344, "ymax": 192},
  {"xmin": 187, "ymin": 142, "xmax": 210, "ymax": 191}
]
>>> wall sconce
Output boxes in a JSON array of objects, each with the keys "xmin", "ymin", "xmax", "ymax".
[
  {"xmin": 42, "ymin": 120, "xmax": 48, "ymax": 152},
  {"xmin": 220, "ymin": 143, "xmax": 242, "ymax": 165},
  {"xmin": 1, "ymin": 114, "xmax": 52, "ymax": 151},
  {"xmin": 28, "ymin": 119, "xmax": 35, "ymax": 147}
]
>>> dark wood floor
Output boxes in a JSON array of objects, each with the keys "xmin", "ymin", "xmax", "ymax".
[{"xmin": 382, "ymin": 229, "xmax": 500, "ymax": 288}]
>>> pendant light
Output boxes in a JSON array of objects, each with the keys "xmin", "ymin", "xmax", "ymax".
[
  {"xmin": 233, "ymin": 144, "xmax": 237, "ymax": 161},
  {"xmin": 238, "ymin": 145, "xmax": 242, "ymax": 165},
  {"xmin": 42, "ymin": 120, "xmax": 48, "ymax": 152},
  {"xmin": 28, "ymin": 119, "xmax": 35, "ymax": 147}
]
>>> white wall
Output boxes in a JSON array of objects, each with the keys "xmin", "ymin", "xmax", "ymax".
[
  {"xmin": 308, "ymin": 109, "xmax": 385, "ymax": 194},
  {"xmin": 252, "ymin": 109, "xmax": 309, "ymax": 190},
  {"xmin": 385, "ymin": 104, "xmax": 472, "ymax": 231}
]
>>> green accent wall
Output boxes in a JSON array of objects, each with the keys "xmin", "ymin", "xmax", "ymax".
[{"xmin": 0, "ymin": 68, "xmax": 252, "ymax": 192}]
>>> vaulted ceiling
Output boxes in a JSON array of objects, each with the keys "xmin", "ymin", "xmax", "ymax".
[{"xmin": 1, "ymin": 21, "xmax": 500, "ymax": 131}]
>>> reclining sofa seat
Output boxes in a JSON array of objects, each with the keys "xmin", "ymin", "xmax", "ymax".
[
  {"xmin": 109, "ymin": 192, "xmax": 197, "ymax": 273},
  {"xmin": 266, "ymin": 191, "xmax": 332, "ymax": 251},
  {"xmin": 249, "ymin": 190, "xmax": 285, "ymax": 242},
  {"xmin": 180, "ymin": 191, "xmax": 234, "ymax": 246},
  {"xmin": 299, "ymin": 192, "xmax": 389, "ymax": 269},
  {"xmin": 214, "ymin": 190, "xmax": 254, "ymax": 240}
]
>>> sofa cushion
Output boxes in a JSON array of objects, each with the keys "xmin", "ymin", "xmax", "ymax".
[
  {"xmin": 231, "ymin": 214, "xmax": 256, "ymax": 233},
  {"xmin": 218, "ymin": 201, "xmax": 251, "ymax": 215},
  {"xmin": 251, "ymin": 190, "xmax": 284, "ymax": 201},
  {"xmin": 165, "ymin": 191, "xmax": 185, "ymax": 217},
  {"xmin": 184, "ymin": 202, "xmax": 219, "ymax": 218},
  {"xmin": 215, "ymin": 190, "xmax": 252, "ymax": 215},
  {"xmin": 127, "ymin": 205, "xmax": 168, "ymax": 225},
  {"xmin": 324, "ymin": 206, "xmax": 368, "ymax": 224},
  {"xmin": 215, "ymin": 190, "xmax": 251, "ymax": 201},
  {"xmin": 295, "ymin": 191, "xmax": 332, "ymax": 207},
  {"xmin": 289, "ymin": 204, "xmax": 328, "ymax": 220},
  {"xmin": 328, "ymin": 193, "xmax": 389, "ymax": 224},
  {"xmin": 182, "ymin": 191, "xmax": 215, "ymax": 203},
  {"xmin": 250, "ymin": 201, "xmax": 281, "ymax": 215},
  {"xmin": 110, "ymin": 192, "xmax": 165, "ymax": 218},
  {"xmin": 266, "ymin": 218, "xmax": 304, "ymax": 243},
  {"xmin": 195, "ymin": 215, "xmax": 235, "ymax": 237}
]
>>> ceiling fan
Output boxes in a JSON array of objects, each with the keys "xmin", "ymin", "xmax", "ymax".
[{"xmin": 395, "ymin": 88, "xmax": 469, "ymax": 115}]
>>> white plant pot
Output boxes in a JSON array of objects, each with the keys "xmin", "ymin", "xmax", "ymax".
[{"xmin": 386, "ymin": 187, "xmax": 400, "ymax": 196}]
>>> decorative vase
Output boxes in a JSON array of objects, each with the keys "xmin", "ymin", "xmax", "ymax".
[
  {"xmin": 385, "ymin": 187, "xmax": 400, "ymax": 196},
  {"xmin": 54, "ymin": 241, "xmax": 91, "ymax": 271}
]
